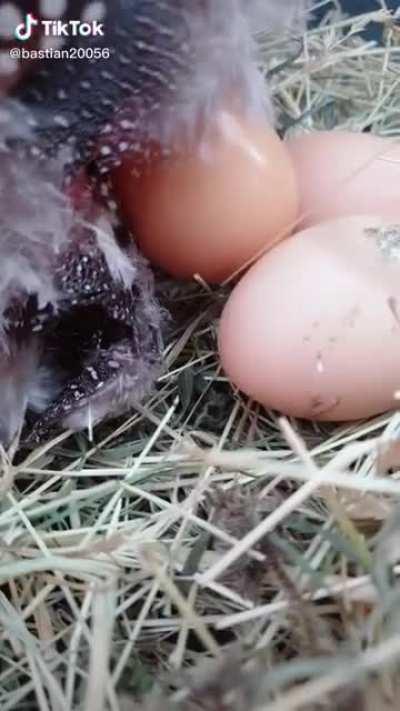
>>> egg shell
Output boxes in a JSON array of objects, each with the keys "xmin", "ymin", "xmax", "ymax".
[
  {"xmin": 114, "ymin": 111, "xmax": 299, "ymax": 283},
  {"xmin": 219, "ymin": 215, "xmax": 400, "ymax": 421},
  {"xmin": 287, "ymin": 131, "xmax": 400, "ymax": 229}
]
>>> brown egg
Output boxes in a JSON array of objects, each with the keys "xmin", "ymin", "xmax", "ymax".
[
  {"xmin": 287, "ymin": 131, "xmax": 400, "ymax": 229},
  {"xmin": 114, "ymin": 111, "xmax": 299, "ymax": 283},
  {"xmin": 219, "ymin": 215, "xmax": 400, "ymax": 421}
]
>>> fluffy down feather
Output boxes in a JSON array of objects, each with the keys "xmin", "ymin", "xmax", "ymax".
[{"xmin": 0, "ymin": 121, "xmax": 163, "ymax": 445}]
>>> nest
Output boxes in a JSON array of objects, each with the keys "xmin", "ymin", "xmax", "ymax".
[{"xmin": 2, "ymin": 5, "xmax": 400, "ymax": 710}]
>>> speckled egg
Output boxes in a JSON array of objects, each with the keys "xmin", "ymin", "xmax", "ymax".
[{"xmin": 219, "ymin": 215, "xmax": 400, "ymax": 421}]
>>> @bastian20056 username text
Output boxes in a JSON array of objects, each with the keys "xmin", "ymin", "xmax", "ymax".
[{"xmin": 9, "ymin": 46, "xmax": 111, "ymax": 61}]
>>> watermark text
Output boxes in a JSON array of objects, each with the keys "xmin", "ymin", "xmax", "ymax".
[{"xmin": 15, "ymin": 13, "xmax": 105, "ymax": 41}]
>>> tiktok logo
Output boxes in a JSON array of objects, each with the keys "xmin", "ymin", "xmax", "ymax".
[{"xmin": 15, "ymin": 13, "xmax": 39, "ymax": 41}]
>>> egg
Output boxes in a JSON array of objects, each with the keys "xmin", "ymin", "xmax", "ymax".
[
  {"xmin": 287, "ymin": 131, "xmax": 400, "ymax": 229},
  {"xmin": 219, "ymin": 215, "xmax": 400, "ymax": 421},
  {"xmin": 114, "ymin": 111, "xmax": 299, "ymax": 283}
]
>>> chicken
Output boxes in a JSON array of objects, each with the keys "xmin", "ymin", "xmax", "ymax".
[{"xmin": 0, "ymin": 0, "xmax": 308, "ymax": 445}]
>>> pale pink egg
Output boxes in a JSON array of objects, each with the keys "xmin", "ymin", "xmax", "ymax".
[
  {"xmin": 219, "ymin": 215, "xmax": 400, "ymax": 421},
  {"xmin": 287, "ymin": 131, "xmax": 400, "ymax": 229},
  {"xmin": 115, "ymin": 111, "xmax": 299, "ymax": 283}
]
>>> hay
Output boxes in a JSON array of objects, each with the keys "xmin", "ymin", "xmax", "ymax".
[{"xmin": 2, "ymin": 3, "xmax": 400, "ymax": 709}]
